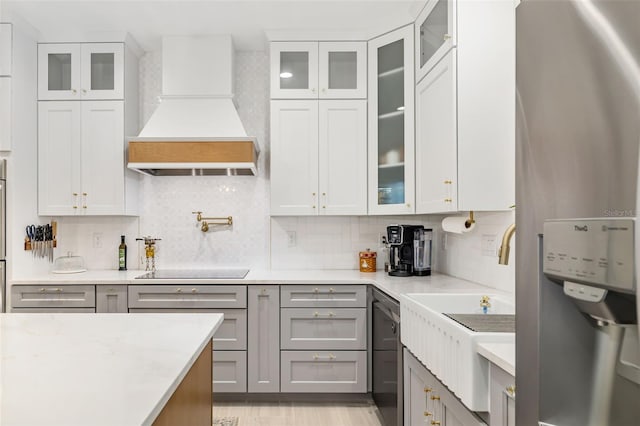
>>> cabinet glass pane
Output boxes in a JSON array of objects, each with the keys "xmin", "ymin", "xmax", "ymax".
[
  {"xmin": 91, "ymin": 53, "xmax": 115, "ymax": 90},
  {"xmin": 280, "ymin": 52, "xmax": 309, "ymax": 90},
  {"xmin": 377, "ymin": 39, "xmax": 405, "ymax": 205},
  {"xmin": 328, "ymin": 51, "xmax": 357, "ymax": 89},
  {"xmin": 47, "ymin": 54, "xmax": 72, "ymax": 91},
  {"xmin": 420, "ymin": 0, "xmax": 448, "ymax": 68}
]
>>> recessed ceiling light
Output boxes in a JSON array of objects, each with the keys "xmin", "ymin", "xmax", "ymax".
[{"xmin": 280, "ymin": 72, "xmax": 293, "ymax": 79}]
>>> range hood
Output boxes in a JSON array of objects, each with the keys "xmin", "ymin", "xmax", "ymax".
[{"xmin": 128, "ymin": 35, "xmax": 259, "ymax": 176}]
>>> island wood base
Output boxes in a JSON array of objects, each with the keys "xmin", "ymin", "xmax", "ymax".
[{"xmin": 153, "ymin": 340, "xmax": 213, "ymax": 426}]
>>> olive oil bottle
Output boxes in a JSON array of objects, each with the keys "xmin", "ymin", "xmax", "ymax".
[{"xmin": 118, "ymin": 235, "xmax": 127, "ymax": 271}]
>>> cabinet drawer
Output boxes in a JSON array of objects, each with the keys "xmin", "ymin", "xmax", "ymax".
[
  {"xmin": 128, "ymin": 308, "xmax": 247, "ymax": 350},
  {"xmin": 281, "ymin": 285, "xmax": 366, "ymax": 307},
  {"xmin": 281, "ymin": 350, "xmax": 366, "ymax": 393},
  {"xmin": 281, "ymin": 308, "xmax": 366, "ymax": 350},
  {"xmin": 11, "ymin": 285, "xmax": 95, "ymax": 308},
  {"xmin": 11, "ymin": 307, "xmax": 96, "ymax": 313},
  {"xmin": 213, "ymin": 350, "xmax": 247, "ymax": 393},
  {"xmin": 128, "ymin": 285, "xmax": 247, "ymax": 309}
]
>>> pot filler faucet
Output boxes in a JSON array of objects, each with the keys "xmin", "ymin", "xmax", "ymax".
[{"xmin": 498, "ymin": 223, "xmax": 516, "ymax": 265}]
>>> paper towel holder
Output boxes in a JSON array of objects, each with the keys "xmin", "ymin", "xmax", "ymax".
[{"xmin": 465, "ymin": 211, "xmax": 475, "ymax": 229}]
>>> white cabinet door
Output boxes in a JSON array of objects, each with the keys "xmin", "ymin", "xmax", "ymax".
[
  {"xmin": 0, "ymin": 77, "xmax": 10, "ymax": 151},
  {"xmin": 0, "ymin": 23, "xmax": 12, "ymax": 76},
  {"xmin": 38, "ymin": 101, "xmax": 82, "ymax": 215},
  {"xmin": 319, "ymin": 100, "xmax": 367, "ymax": 215},
  {"xmin": 416, "ymin": 0, "xmax": 456, "ymax": 83},
  {"xmin": 38, "ymin": 44, "xmax": 82, "ymax": 100},
  {"xmin": 80, "ymin": 43, "xmax": 124, "ymax": 100},
  {"xmin": 270, "ymin": 42, "xmax": 319, "ymax": 99},
  {"xmin": 318, "ymin": 42, "xmax": 367, "ymax": 99},
  {"xmin": 270, "ymin": 100, "xmax": 319, "ymax": 215},
  {"xmin": 80, "ymin": 101, "xmax": 124, "ymax": 214},
  {"xmin": 368, "ymin": 25, "xmax": 415, "ymax": 215},
  {"xmin": 415, "ymin": 49, "xmax": 457, "ymax": 214}
]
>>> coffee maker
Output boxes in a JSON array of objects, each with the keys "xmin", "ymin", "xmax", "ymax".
[{"xmin": 387, "ymin": 225, "xmax": 432, "ymax": 277}]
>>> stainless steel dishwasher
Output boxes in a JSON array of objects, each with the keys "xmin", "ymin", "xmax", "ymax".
[{"xmin": 372, "ymin": 287, "xmax": 402, "ymax": 426}]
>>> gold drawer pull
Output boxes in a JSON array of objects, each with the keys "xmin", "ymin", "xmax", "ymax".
[
  {"xmin": 313, "ymin": 353, "xmax": 336, "ymax": 360},
  {"xmin": 430, "ymin": 395, "xmax": 440, "ymax": 401},
  {"xmin": 313, "ymin": 312, "xmax": 335, "ymax": 317},
  {"xmin": 424, "ymin": 387, "xmax": 432, "ymax": 393},
  {"xmin": 314, "ymin": 288, "xmax": 319, "ymax": 293},
  {"xmin": 424, "ymin": 411, "xmax": 432, "ymax": 417},
  {"xmin": 191, "ymin": 288, "xmax": 198, "ymax": 293},
  {"xmin": 431, "ymin": 421, "xmax": 441, "ymax": 426},
  {"xmin": 39, "ymin": 287, "xmax": 62, "ymax": 292},
  {"xmin": 506, "ymin": 385, "xmax": 516, "ymax": 397},
  {"xmin": 329, "ymin": 287, "xmax": 334, "ymax": 293},
  {"xmin": 176, "ymin": 288, "xmax": 182, "ymax": 293}
]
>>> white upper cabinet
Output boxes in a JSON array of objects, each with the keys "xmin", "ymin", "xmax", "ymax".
[
  {"xmin": 415, "ymin": 0, "xmax": 515, "ymax": 213},
  {"xmin": 318, "ymin": 42, "xmax": 367, "ymax": 99},
  {"xmin": 270, "ymin": 99, "xmax": 367, "ymax": 216},
  {"xmin": 271, "ymin": 41, "xmax": 366, "ymax": 99},
  {"xmin": 38, "ymin": 43, "xmax": 124, "ymax": 100},
  {"xmin": 271, "ymin": 42, "xmax": 319, "ymax": 99},
  {"xmin": 0, "ymin": 78, "xmax": 11, "ymax": 151},
  {"xmin": 415, "ymin": 0, "xmax": 456, "ymax": 82},
  {"xmin": 0, "ymin": 23, "xmax": 12, "ymax": 76},
  {"xmin": 368, "ymin": 25, "xmax": 415, "ymax": 215}
]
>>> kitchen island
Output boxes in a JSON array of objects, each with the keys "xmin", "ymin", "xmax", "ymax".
[{"xmin": 0, "ymin": 313, "xmax": 223, "ymax": 426}]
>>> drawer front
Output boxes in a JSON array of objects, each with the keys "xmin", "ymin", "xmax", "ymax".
[
  {"xmin": 128, "ymin": 285, "xmax": 247, "ymax": 309},
  {"xmin": 213, "ymin": 350, "xmax": 247, "ymax": 393},
  {"xmin": 11, "ymin": 307, "xmax": 96, "ymax": 313},
  {"xmin": 128, "ymin": 308, "xmax": 247, "ymax": 350},
  {"xmin": 281, "ymin": 308, "xmax": 366, "ymax": 350},
  {"xmin": 11, "ymin": 285, "xmax": 95, "ymax": 308},
  {"xmin": 281, "ymin": 350, "xmax": 367, "ymax": 393},
  {"xmin": 281, "ymin": 285, "xmax": 366, "ymax": 307}
]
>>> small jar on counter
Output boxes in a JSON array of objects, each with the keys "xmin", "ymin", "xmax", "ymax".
[{"xmin": 359, "ymin": 249, "xmax": 377, "ymax": 273}]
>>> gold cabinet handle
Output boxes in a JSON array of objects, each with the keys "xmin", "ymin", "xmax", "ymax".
[
  {"xmin": 430, "ymin": 395, "xmax": 440, "ymax": 401},
  {"xmin": 443, "ymin": 34, "xmax": 451, "ymax": 40},
  {"xmin": 431, "ymin": 421, "xmax": 441, "ymax": 426},
  {"xmin": 506, "ymin": 385, "xmax": 516, "ymax": 397},
  {"xmin": 444, "ymin": 180, "xmax": 452, "ymax": 184},
  {"xmin": 424, "ymin": 387, "xmax": 432, "ymax": 393},
  {"xmin": 312, "ymin": 353, "xmax": 336, "ymax": 360},
  {"xmin": 313, "ymin": 311, "xmax": 335, "ymax": 317},
  {"xmin": 191, "ymin": 288, "xmax": 198, "ymax": 293},
  {"xmin": 424, "ymin": 411, "xmax": 432, "ymax": 417},
  {"xmin": 314, "ymin": 288, "xmax": 319, "ymax": 293},
  {"xmin": 82, "ymin": 89, "xmax": 87, "ymax": 94},
  {"xmin": 329, "ymin": 287, "xmax": 334, "ymax": 293},
  {"xmin": 72, "ymin": 89, "xmax": 77, "ymax": 94},
  {"xmin": 176, "ymin": 288, "xmax": 182, "ymax": 293},
  {"xmin": 444, "ymin": 198, "xmax": 452, "ymax": 203}
]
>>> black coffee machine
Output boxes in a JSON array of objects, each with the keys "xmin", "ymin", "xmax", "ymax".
[{"xmin": 387, "ymin": 224, "xmax": 432, "ymax": 277}]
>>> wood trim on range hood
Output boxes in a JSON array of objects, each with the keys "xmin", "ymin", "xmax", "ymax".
[{"xmin": 127, "ymin": 139, "xmax": 259, "ymax": 176}]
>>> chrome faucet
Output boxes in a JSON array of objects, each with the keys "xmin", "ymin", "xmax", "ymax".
[{"xmin": 498, "ymin": 223, "xmax": 516, "ymax": 265}]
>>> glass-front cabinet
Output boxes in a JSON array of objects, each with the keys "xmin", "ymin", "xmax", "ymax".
[
  {"xmin": 415, "ymin": 0, "xmax": 456, "ymax": 83},
  {"xmin": 368, "ymin": 25, "xmax": 414, "ymax": 214},
  {"xmin": 270, "ymin": 41, "xmax": 366, "ymax": 99},
  {"xmin": 38, "ymin": 43, "xmax": 124, "ymax": 100}
]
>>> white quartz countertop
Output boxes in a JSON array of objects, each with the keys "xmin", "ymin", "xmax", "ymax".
[
  {"xmin": 10, "ymin": 269, "xmax": 509, "ymax": 302},
  {"xmin": 477, "ymin": 342, "xmax": 516, "ymax": 376},
  {"xmin": 0, "ymin": 313, "xmax": 223, "ymax": 426}
]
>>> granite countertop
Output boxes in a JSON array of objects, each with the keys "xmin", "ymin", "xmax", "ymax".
[
  {"xmin": 477, "ymin": 341, "xmax": 516, "ymax": 376},
  {"xmin": 0, "ymin": 313, "xmax": 223, "ymax": 426},
  {"xmin": 10, "ymin": 269, "xmax": 511, "ymax": 302}
]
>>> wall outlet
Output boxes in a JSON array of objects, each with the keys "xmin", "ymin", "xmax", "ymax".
[
  {"xmin": 92, "ymin": 232, "xmax": 103, "ymax": 248},
  {"xmin": 286, "ymin": 231, "xmax": 297, "ymax": 247},
  {"xmin": 481, "ymin": 234, "xmax": 498, "ymax": 256}
]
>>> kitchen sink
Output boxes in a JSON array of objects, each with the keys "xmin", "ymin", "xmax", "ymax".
[{"xmin": 400, "ymin": 293, "xmax": 515, "ymax": 412}]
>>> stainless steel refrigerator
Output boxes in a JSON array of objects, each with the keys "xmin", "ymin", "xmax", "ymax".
[{"xmin": 516, "ymin": 0, "xmax": 640, "ymax": 425}]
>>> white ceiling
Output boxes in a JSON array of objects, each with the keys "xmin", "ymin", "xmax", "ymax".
[{"xmin": 2, "ymin": 0, "xmax": 425, "ymax": 52}]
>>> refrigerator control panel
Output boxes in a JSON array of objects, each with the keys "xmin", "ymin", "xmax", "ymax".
[{"xmin": 543, "ymin": 218, "xmax": 635, "ymax": 293}]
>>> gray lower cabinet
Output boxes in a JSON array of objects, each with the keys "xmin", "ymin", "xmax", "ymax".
[
  {"xmin": 489, "ymin": 364, "xmax": 515, "ymax": 426},
  {"xmin": 281, "ymin": 307, "xmax": 366, "ymax": 350},
  {"xmin": 128, "ymin": 308, "xmax": 247, "ymax": 351},
  {"xmin": 404, "ymin": 348, "xmax": 486, "ymax": 426},
  {"xmin": 281, "ymin": 350, "xmax": 367, "ymax": 393},
  {"xmin": 96, "ymin": 285, "xmax": 127, "ymax": 313},
  {"xmin": 281, "ymin": 285, "xmax": 367, "ymax": 308},
  {"xmin": 248, "ymin": 285, "xmax": 280, "ymax": 392},
  {"xmin": 128, "ymin": 285, "xmax": 247, "ymax": 309},
  {"xmin": 213, "ymin": 350, "xmax": 247, "ymax": 393},
  {"xmin": 11, "ymin": 285, "xmax": 96, "ymax": 309}
]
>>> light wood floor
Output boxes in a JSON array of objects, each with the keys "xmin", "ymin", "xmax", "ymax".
[{"xmin": 212, "ymin": 400, "xmax": 384, "ymax": 426}]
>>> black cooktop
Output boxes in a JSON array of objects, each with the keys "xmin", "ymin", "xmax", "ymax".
[{"xmin": 135, "ymin": 269, "xmax": 249, "ymax": 280}]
